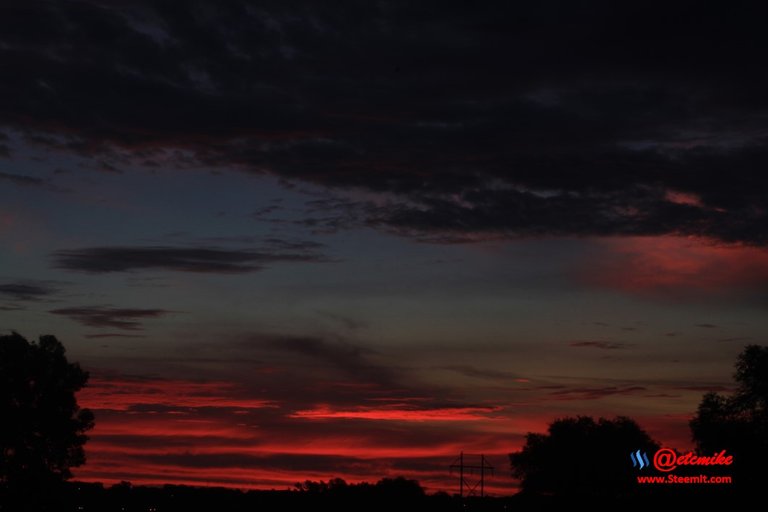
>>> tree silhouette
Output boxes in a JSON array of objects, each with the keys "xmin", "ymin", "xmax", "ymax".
[
  {"xmin": 293, "ymin": 476, "xmax": 425, "ymax": 512},
  {"xmin": 509, "ymin": 416, "xmax": 659, "ymax": 499},
  {"xmin": 0, "ymin": 332, "xmax": 94, "ymax": 504},
  {"xmin": 690, "ymin": 345, "xmax": 768, "ymax": 492},
  {"xmin": 373, "ymin": 476, "xmax": 425, "ymax": 501}
]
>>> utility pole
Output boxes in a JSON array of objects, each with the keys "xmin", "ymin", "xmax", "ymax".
[
  {"xmin": 480, "ymin": 454, "xmax": 485, "ymax": 497},
  {"xmin": 450, "ymin": 453, "xmax": 494, "ymax": 498}
]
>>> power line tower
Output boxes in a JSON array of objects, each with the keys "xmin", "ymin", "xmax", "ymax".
[{"xmin": 449, "ymin": 452, "xmax": 494, "ymax": 497}]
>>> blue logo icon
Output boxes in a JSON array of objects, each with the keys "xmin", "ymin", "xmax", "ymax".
[{"xmin": 630, "ymin": 450, "xmax": 650, "ymax": 469}]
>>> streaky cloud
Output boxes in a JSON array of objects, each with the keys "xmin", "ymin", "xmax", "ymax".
[
  {"xmin": 49, "ymin": 305, "xmax": 172, "ymax": 331},
  {"xmin": 52, "ymin": 245, "xmax": 328, "ymax": 274},
  {"xmin": 0, "ymin": 280, "xmax": 59, "ymax": 301}
]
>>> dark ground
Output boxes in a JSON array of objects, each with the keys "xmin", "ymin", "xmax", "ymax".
[{"xmin": 0, "ymin": 479, "xmax": 746, "ymax": 512}]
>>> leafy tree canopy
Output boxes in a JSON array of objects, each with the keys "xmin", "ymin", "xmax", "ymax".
[
  {"xmin": 0, "ymin": 332, "xmax": 94, "ymax": 492},
  {"xmin": 510, "ymin": 416, "xmax": 659, "ymax": 498},
  {"xmin": 690, "ymin": 345, "xmax": 768, "ymax": 491}
]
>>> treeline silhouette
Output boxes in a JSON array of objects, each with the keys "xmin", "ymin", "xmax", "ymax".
[
  {"xmin": 37, "ymin": 479, "xmax": 513, "ymax": 512},
  {"xmin": 1, "ymin": 332, "xmax": 766, "ymax": 508}
]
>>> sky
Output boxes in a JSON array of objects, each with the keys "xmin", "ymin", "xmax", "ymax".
[{"xmin": 1, "ymin": 0, "xmax": 768, "ymax": 495}]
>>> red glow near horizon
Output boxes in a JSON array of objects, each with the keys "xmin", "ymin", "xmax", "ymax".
[
  {"xmin": 71, "ymin": 370, "xmax": 700, "ymax": 495},
  {"xmin": 73, "ymin": 374, "xmax": 525, "ymax": 493}
]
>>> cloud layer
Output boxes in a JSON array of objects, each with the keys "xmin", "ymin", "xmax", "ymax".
[{"xmin": 2, "ymin": 1, "xmax": 767, "ymax": 244}]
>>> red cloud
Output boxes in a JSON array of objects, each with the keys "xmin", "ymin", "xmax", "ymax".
[
  {"xmin": 664, "ymin": 190, "xmax": 704, "ymax": 208},
  {"xmin": 290, "ymin": 404, "xmax": 500, "ymax": 422},
  {"xmin": 73, "ymin": 372, "xmax": 694, "ymax": 495},
  {"xmin": 74, "ymin": 373, "xmax": 516, "ymax": 493},
  {"xmin": 582, "ymin": 236, "xmax": 768, "ymax": 296}
]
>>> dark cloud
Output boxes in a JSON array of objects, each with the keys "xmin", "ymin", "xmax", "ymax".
[
  {"xmin": 83, "ymin": 333, "xmax": 147, "ymax": 339},
  {"xmin": 695, "ymin": 323, "xmax": 719, "ymax": 329},
  {"xmin": 675, "ymin": 385, "xmax": 733, "ymax": 393},
  {"xmin": 138, "ymin": 452, "xmax": 364, "ymax": 473},
  {"xmin": 440, "ymin": 365, "xmax": 524, "ymax": 381},
  {"xmin": 201, "ymin": 332, "xmax": 495, "ymax": 416},
  {"xmin": 187, "ymin": 235, "xmax": 324, "ymax": 251},
  {"xmin": 1, "ymin": 1, "xmax": 768, "ymax": 244},
  {"xmin": 257, "ymin": 335, "xmax": 395, "ymax": 386},
  {"xmin": 717, "ymin": 336, "xmax": 751, "ymax": 343},
  {"xmin": 316, "ymin": 311, "xmax": 367, "ymax": 331},
  {"xmin": 0, "ymin": 281, "xmax": 58, "ymax": 301},
  {"xmin": 548, "ymin": 386, "xmax": 646, "ymax": 401},
  {"xmin": 263, "ymin": 238, "xmax": 325, "ymax": 251},
  {"xmin": 176, "ymin": 331, "xmax": 415, "ymax": 408},
  {"xmin": 568, "ymin": 341, "xmax": 627, "ymax": 350},
  {"xmin": 51, "ymin": 245, "xmax": 327, "ymax": 274},
  {"xmin": 49, "ymin": 306, "xmax": 171, "ymax": 331},
  {"xmin": 0, "ymin": 171, "xmax": 44, "ymax": 187}
]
